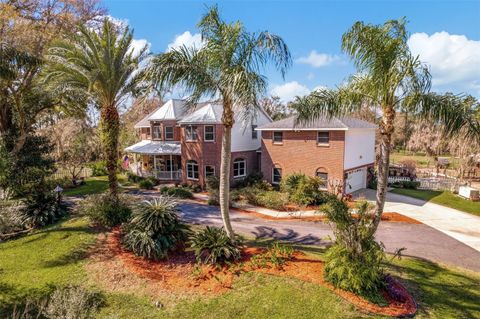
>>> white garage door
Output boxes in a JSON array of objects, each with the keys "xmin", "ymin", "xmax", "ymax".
[{"xmin": 345, "ymin": 168, "xmax": 366, "ymax": 194}]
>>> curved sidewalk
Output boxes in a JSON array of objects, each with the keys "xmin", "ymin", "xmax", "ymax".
[{"xmin": 354, "ymin": 189, "xmax": 480, "ymax": 253}]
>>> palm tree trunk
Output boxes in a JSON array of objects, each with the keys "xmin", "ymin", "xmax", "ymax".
[
  {"xmin": 371, "ymin": 107, "xmax": 395, "ymax": 234},
  {"xmin": 100, "ymin": 104, "xmax": 120, "ymax": 199},
  {"xmin": 219, "ymin": 101, "xmax": 235, "ymax": 239}
]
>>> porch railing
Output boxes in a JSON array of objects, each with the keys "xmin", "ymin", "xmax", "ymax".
[{"xmin": 152, "ymin": 169, "xmax": 182, "ymax": 180}]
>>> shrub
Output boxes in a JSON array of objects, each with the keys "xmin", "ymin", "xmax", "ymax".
[
  {"xmin": 402, "ymin": 181, "xmax": 420, "ymax": 189},
  {"xmin": 320, "ymin": 199, "xmax": 385, "ymax": 298},
  {"xmin": 281, "ymin": 173, "xmax": 329, "ymax": 206},
  {"xmin": 191, "ymin": 226, "xmax": 241, "ymax": 264},
  {"xmin": 126, "ymin": 171, "xmax": 143, "ymax": 183},
  {"xmin": 233, "ymin": 171, "xmax": 264, "ymax": 188},
  {"xmin": 0, "ymin": 202, "xmax": 24, "ymax": 235},
  {"xmin": 122, "ymin": 196, "xmax": 190, "ymax": 260},
  {"xmin": 206, "ymin": 176, "xmax": 219, "ymax": 205},
  {"xmin": 43, "ymin": 285, "xmax": 103, "ymax": 319},
  {"xmin": 20, "ymin": 188, "xmax": 66, "ymax": 228},
  {"xmin": 89, "ymin": 161, "xmax": 108, "ymax": 176},
  {"xmin": 160, "ymin": 186, "xmax": 193, "ymax": 199},
  {"xmin": 280, "ymin": 173, "xmax": 307, "ymax": 193},
  {"xmin": 138, "ymin": 179, "xmax": 154, "ymax": 190},
  {"xmin": 79, "ymin": 194, "xmax": 133, "ymax": 227},
  {"xmin": 256, "ymin": 191, "xmax": 289, "ymax": 210}
]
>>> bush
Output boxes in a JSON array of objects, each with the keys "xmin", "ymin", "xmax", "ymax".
[
  {"xmin": 138, "ymin": 179, "xmax": 154, "ymax": 190},
  {"xmin": 232, "ymin": 171, "xmax": 264, "ymax": 188},
  {"xmin": 390, "ymin": 180, "xmax": 420, "ymax": 189},
  {"xmin": 320, "ymin": 199, "xmax": 385, "ymax": 297},
  {"xmin": 126, "ymin": 171, "xmax": 143, "ymax": 183},
  {"xmin": 206, "ymin": 176, "xmax": 219, "ymax": 205},
  {"xmin": 89, "ymin": 161, "xmax": 108, "ymax": 176},
  {"xmin": 281, "ymin": 173, "xmax": 329, "ymax": 206},
  {"xmin": 191, "ymin": 226, "xmax": 241, "ymax": 264},
  {"xmin": 43, "ymin": 285, "xmax": 103, "ymax": 319},
  {"xmin": 79, "ymin": 194, "xmax": 133, "ymax": 227},
  {"xmin": 20, "ymin": 188, "xmax": 66, "ymax": 228},
  {"xmin": 0, "ymin": 202, "xmax": 24, "ymax": 235},
  {"xmin": 256, "ymin": 191, "xmax": 289, "ymax": 210},
  {"xmin": 122, "ymin": 196, "xmax": 190, "ymax": 260},
  {"xmin": 160, "ymin": 186, "xmax": 193, "ymax": 199}
]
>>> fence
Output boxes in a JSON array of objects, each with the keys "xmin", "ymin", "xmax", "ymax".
[
  {"xmin": 51, "ymin": 167, "xmax": 93, "ymax": 180},
  {"xmin": 388, "ymin": 176, "xmax": 458, "ymax": 191}
]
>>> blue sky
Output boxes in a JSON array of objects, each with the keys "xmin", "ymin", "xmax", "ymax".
[{"xmin": 105, "ymin": 0, "xmax": 480, "ymax": 101}]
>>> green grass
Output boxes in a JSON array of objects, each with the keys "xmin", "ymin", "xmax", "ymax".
[
  {"xmin": 1, "ymin": 217, "xmax": 479, "ymax": 318},
  {"xmin": 63, "ymin": 175, "xmax": 132, "ymax": 196},
  {"xmin": 391, "ymin": 188, "xmax": 480, "ymax": 217},
  {"xmin": 390, "ymin": 151, "xmax": 459, "ymax": 169}
]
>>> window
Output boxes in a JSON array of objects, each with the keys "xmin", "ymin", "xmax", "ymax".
[
  {"xmin": 317, "ymin": 131, "xmax": 330, "ymax": 145},
  {"xmin": 233, "ymin": 158, "xmax": 246, "ymax": 178},
  {"xmin": 204, "ymin": 125, "xmax": 215, "ymax": 141},
  {"xmin": 165, "ymin": 126, "xmax": 174, "ymax": 140},
  {"xmin": 316, "ymin": 168, "xmax": 328, "ymax": 188},
  {"xmin": 152, "ymin": 125, "xmax": 162, "ymax": 139},
  {"xmin": 273, "ymin": 131, "xmax": 283, "ymax": 144},
  {"xmin": 185, "ymin": 125, "xmax": 198, "ymax": 141},
  {"xmin": 186, "ymin": 160, "xmax": 199, "ymax": 180},
  {"xmin": 251, "ymin": 125, "xmax": 258, "ymax": 139},
  {"xmin": 205, "ymin": 165, "xmax": 215, "ymax": 177},
  {"xmin": 272, "ymin": 166, "xmax": 282, "ymax": 184}
]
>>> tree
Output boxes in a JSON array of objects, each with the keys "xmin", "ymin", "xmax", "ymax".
[
  {"xmin": 147, "ymin": 6, "xmax": 291, "ymax": 239},
  {"xmin": 45, "ymin": 19, "xmax": 149, "ymax": 199},
  {"xmin": 291, "ymin": 18, "xmax": 479, "ymax": 236},
  {"xmin": 259, "ymin": 95, "xmax": 290, "ymax": 120}
]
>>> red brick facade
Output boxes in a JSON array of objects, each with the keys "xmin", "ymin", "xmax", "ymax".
[{"xmin": 260, "ymin": 130, "xmax": 346, "ymax": 191}]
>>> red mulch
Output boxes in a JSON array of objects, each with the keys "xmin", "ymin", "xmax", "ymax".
[{"xmin": 105, "ymin": 228, "xmax": 416, "ymax": 317}]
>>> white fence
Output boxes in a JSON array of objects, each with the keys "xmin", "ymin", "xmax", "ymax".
[
  {"xmin": 388, "ymin": 176, "xmax": 458, "ymax": 191},
  {"xmin": 388, "ymin": 176, "xmax": 411, "ymax": 183}
]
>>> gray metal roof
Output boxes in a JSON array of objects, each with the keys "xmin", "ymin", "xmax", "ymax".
[
  {"xmin": 256, "ymin": 115, "xmax": 376, "ymax": 131},
  {"xmin": 178, "ymin": 103, "xmax": 223, "ymax": 124},
  {"xmin": 124, "ymin": 140, "xmax": 181, "ymax": 155}
]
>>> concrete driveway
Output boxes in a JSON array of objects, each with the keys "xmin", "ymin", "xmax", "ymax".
[
  {"xmin": 353, "ymin": 188, "xmax": 480, "ymax": 252},
  {"xmin": 178, "ymin": 201, "xmax": 480, "ymax": 272}
]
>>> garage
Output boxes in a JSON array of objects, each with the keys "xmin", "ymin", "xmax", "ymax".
[{"xmin": 345, "ymin": 167, "xmax": 367, "ymax": 194}]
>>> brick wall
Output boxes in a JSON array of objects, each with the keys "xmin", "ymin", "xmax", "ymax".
[
  {"xmin": 149, "ymin": 120, "xmax": 182, "ymax": 141},
  {"xmin": 260, "ymin": 130, "xmax": 346, "ymax": 191}
]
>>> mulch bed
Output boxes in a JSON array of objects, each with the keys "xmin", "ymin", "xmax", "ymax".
[{"xmin": 101, "ymin": 228, "xmax": 416, "ymax": 317}]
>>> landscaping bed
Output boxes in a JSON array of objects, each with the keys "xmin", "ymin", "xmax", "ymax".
[{"xmin": 93, "ymin": 228, "xmax": 417, "ymax": 317}]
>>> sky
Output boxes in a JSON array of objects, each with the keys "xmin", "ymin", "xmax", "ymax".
[{"xmin": 105, "ymin": 0, "xmax": 480, "ymax": 102}]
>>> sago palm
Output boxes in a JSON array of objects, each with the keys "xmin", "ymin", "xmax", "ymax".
[
  {"xmin": 291, "ymin": 18, "xmax": 479, "ymax": 234},
  {"xmin": 147, "ymin": 6, "xmax": 291, "ymax": 239},
  {"xmin": 45, "ymin": 19, "xmax": 148, "ymax": 199}
]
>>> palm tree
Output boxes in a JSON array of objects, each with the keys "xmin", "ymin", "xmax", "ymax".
[
  {"xmin": 147, "ymin": 6, "xmax": 291, "ymax": 239},
  {"xmin": 45, "ymin": 19, "xmax": 148, "ymax": 199},
  {"xmin": 291, "ymin": 18, "xmax": 479, "ymax": 235}
]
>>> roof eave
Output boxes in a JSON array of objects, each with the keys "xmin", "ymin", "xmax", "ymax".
[{"xmin": 255, "ymin": 127, "xmax": 349, "ymax": 131}]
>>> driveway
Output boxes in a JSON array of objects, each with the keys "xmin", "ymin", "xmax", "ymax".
[
  {"xmin": 178, "ymin": 201, "xmax": 480, "ymax": 272},
  {"xmin": 353, "ymin": 188, "xmax": 480, "ymax": 253}
]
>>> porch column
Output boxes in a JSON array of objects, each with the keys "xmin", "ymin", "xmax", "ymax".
[{"xmin": 170, "ymin": 154, "xmax": 173, "ymax": 180}]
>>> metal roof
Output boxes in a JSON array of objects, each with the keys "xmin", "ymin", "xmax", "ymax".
[
  {"xmin": 178, "ymin": 103, "xmax": 223, "ymax": 124},
  {"xmin": 148, "ymin": 99, "xmax": 189, "ymax": 121},
  {"xmin": 124, "ymin": 140, "xmax": 181, "ymax": 155},
  {"xmin": 256, "ymin": 115, "xmax": 376, "ymax": 131}
]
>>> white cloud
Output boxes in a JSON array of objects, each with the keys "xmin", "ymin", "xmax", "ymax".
[
  {"xmin": 167, "ymin": 31, "xmax": 204, "ymax": 51},
  {"xmin": 270, "ymin": 81, "xmax": 311, "ymax": 102},
  {"xmin": 129, "ymin": 38, "xmax": 151, "ymax": 56},
  {"xmin": 296, "ymin": 50, "xmax": 342, "ymax": 68},
  {"xmin": 408, "ymin": 31, "xmax": 480, "ymax": 94}
]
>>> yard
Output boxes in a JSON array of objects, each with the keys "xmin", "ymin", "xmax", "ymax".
[
  {"xmin": 1, "ymin": 216, "xmax": 479, "ymax": 318},
  {"xmin": 390, "ymin": 188, "xmax": 480, "ymax": 217},
  {"xmin": 390, "ymin": 151, "xmax": 459, "ymax": 169},
  {"xmin": 62, "ymin": 175, "xmax": 133, "ymax": 197}
]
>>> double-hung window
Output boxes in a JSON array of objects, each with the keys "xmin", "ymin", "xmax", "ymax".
[
  {"xmin": 152, "ymin": 125, "xmax": 162, "ymax": 139},
  {"xmin": 272, "ymin": 167, "xmax": 282, "ymax": 184},
  {"xmin": 273, "ymin": 131, "xmax": 283, "ymax": 144},
  {"xmin": 164, "ymin": 126, "xmax": 174, "ymax": 140},
  {"xmin": 204, "ymin": 125, "xmax": 215, "ymax": 141},
  {"xmin": 233, "ymin": 158, "xmax": 246, "ymax": 178},
  {"xmin": 185, "ymin": 125, "xmax": 198, "ymax": 141},
  {"xmin": 186, "ymin": 160, "xmax": 199, "ymax": 180},
  {"xmin": 251, "ymin": 125, "xmax": 258, "ymax": 139},
  {"xmin": 317, "ymin": 131, "xmax": 330, "ymax": 145}
]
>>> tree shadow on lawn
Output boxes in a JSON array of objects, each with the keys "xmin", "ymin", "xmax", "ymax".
[
  {"xmin": 387, "ymin": 256, "xmax": 480, "ymax": 318},
  {"xmin": 0, "ymin": 282, "xmax": 54, "ymax": 317}
]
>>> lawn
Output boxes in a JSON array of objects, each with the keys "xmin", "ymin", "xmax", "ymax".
[
  {"xmin": 1, "ymin": 217, "xmax": 479, "ymax": 318},
  {"xmin": 390, "ymin": 151, "xmax": 459, "ymax": 169},
  {"xmin": 390, "ymin": 188, "xmax": 480, "ymax": 217},
  {"xmin": 63, "ymin": 175, "xmax": 132, "ymax": 196}
]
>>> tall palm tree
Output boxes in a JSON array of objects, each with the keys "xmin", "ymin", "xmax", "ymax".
[
  {"xmin": 291, "ymin": 18, "xmax": 479, "ymax": 235},
  {"xmin": 147, "ymin": 6, "xmax": 291, "ymax": 239},
  {"xmin": 45, "ymin": 19, "xmax": 148, "ymax": 199}
]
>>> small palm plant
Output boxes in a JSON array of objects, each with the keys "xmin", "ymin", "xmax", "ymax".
[
  {"xmin": 191, "ymin": 226, "xmax": 241, "ymax": 265},
  {"xmin": 123, "ymin": 196, "xmax": 190, "ymax": 260}
]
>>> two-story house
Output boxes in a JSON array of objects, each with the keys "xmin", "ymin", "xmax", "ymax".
[
  {"xmin": 256, "ymin": 116, "xmax": 376, "ymax": 194},
  {"xmin": 124, "ymin": 99, "xmax": 272, "ymax": 185}
]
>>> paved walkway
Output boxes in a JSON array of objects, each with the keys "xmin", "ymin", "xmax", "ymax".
[
  {"xmin": 353, "ymin": 189, "xmax": 480, "ymax": 253},
  {"xmin": 178, "ymin": 201, "xmax": 480, "ymax": 272}
]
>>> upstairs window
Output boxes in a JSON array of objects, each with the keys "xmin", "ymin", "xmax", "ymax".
[
  {"xmin": 165, "ymin": 126, "xmax": 174, "ymax": 140},
  {"xmin": 185, "ymin": 125, "xmax": 198, "ymax": 141},
  {"xmin": 273, "ymin": 131, "xmax": 283, "ymax": 144},
  {"xmin": 186, "ymin": 160, "xmax": 199, "ymax": 180},
  {"xmin": 152, "ymin": 125, "xmax": 162, "ymax": 139},
  {"xmin": 233, "ymin": 158, "xmax": 246, "ymax": 178},
  {"xmin": 272, "ymin": 166, "xmax": 282, "ymax": 184},
  {"xmin": 317, "ymin": 131, "xmax": 330, "ymax": 145},
  {"xmin": 204, "ymin": 125, "xmax": 215, "ymax": 141},
  {"xmin": 251, "ymin": 125, "xmax": 258, "ymax": 139}
]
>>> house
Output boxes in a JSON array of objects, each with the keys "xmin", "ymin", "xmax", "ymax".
[
  {"xmin": 125, "ymin": 99, "xmax": 377, "ymax": 194},
  {"xmin": 124, "ymin": 99, "xmax": 271, "ymax": 185},
  {"xmin": 256, "ymin": 116, "xmax": 376, "ymax": 194}
]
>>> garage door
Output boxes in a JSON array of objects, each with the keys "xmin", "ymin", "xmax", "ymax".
[{"xmin": 345, "ymin": 168, "xmax": 366, "ymax": 194}]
